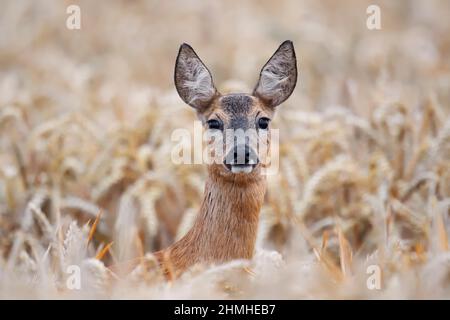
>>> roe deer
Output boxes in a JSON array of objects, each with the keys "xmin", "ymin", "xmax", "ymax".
[{"xmin": 155, "ymin": 40, "xmax": 297, "ymax": 278}]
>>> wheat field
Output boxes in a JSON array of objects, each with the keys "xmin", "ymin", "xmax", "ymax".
[{"xmin": 0, "ymin": 0, "xmax": 449, "ymax": 299}]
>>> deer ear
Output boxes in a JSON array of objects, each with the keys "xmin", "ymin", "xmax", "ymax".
[
  {"xmin": 174, "ymin": 43, "xmax": 218, "ymax": 111},
  {"xmin": 253, "ymin": 40, "xmax": 297, "ymax": 108}
]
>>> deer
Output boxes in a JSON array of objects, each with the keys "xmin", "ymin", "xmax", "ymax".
[{"xmin": 153, "ymin": 40, "xmax": 298, "ymax": 279}]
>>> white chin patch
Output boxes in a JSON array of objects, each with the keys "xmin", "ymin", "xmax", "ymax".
[{"xmin": 231, "ymin": 165, "xmax": 253, "ymax": 174}]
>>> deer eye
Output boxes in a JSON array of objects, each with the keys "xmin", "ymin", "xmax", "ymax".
[
  {"xmin": 207, "ymin": 119, "xmax": 222, "ymax": 130},
  {"xmin": 258, "ymin": 117, "xmax": 270, "ymax": 130}
]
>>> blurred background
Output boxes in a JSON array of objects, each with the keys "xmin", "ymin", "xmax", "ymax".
[{"xmin": 0, "ymin": 0, "xmax": 449, "ymax": 298}]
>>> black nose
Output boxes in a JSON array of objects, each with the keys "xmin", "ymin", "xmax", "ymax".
[{"xmin": 224, "ymin": 144, "xmax": 258, "ymax": 166}]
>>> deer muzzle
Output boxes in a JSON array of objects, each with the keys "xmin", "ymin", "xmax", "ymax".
[{"xmin": 224, "ymin": 144, "xmax": 259, "ymax": 174}]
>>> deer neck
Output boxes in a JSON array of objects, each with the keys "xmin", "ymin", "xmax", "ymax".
[
  {"xmin": 168, "ymin": 168, "xmax": 266, "ymax": 271},
  {"xmin": 198, "ymin": 171, "xmax": 266, "ymax": 254}
]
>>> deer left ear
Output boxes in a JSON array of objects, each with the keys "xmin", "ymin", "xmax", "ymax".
[
  {"xmin": 253, "ymin": 40, "xmax": 297, "ymax": 108},
  {"xmin": 174, "ymin": 43, "xmax": 218, "ymax": 111}
]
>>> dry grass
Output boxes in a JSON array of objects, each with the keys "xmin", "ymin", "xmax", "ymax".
[{"xmin": 0, "ymin": 0, "xmax": 449, "ymax": 299}]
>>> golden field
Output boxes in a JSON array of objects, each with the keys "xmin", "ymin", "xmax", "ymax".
[{"xmin": 0, "ymin": 0, "xmax": 449, "ymax": 298}]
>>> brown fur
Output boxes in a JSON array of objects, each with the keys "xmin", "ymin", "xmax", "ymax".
[
  {"xmin": 155, "ymin": 41, "xmax": 297, "ymax": 278},
  {"xmin": 154, "ymin": 94, "xmax": 270, "ymax": 277},
  {"xmin": 155, "ymin": 166, "xmax": 266, "ymax": 277}
]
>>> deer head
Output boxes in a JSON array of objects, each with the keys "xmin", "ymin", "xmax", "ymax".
[{"xmin": 174, "ymin": 41, "xmax": 297, "ymax": 181}]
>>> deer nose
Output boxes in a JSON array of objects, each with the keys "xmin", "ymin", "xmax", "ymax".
[{"xmin": 224, "ymin": 144, "xmax": 259, "ymax": 168}]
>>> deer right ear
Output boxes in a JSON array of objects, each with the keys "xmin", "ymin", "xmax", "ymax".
[
  {"xmin": 253, "ymin": 40, "xmax": 297, "ymax": 108},
  {"xmin": 174, "ymin": 43, "xmax": 218, "ymax": 111}
]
